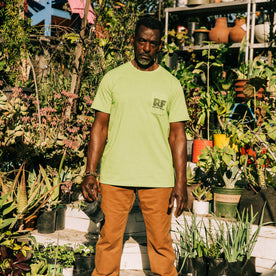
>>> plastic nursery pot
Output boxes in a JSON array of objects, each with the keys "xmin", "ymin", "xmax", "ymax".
[
  {"xmin": 37, "ymin": 209, "xmax": 56, "ymax": 234},
  {"xmin": 55, "ymin": 205, "xmax": 67, "ymax": 231},
  {"xmin": 193, "ymin": 29, "xmax": 210, "ymax": 45},
  {"xmin": 178, "ymin": 256, "xmax": 207, "ymax": 276},
  {"xmin": 213, "ymin": 187, "xmax": 244, "ymax": 218},
  {"xmin": 192, "ymin": 139, "xmax": 213, "ymax": 163},
  {"xmin": 62, "ymin": 266, "xmax": 74, "ymax": 276},
  {"xmin": 47, "ymin": 263, "xmax": 63, "ymax": 276},
  {"xmin": 207, "ymin": 257, "xmax": 256, "ymax": 276},
  {"xmin": 74, "ymin": 254, "xmax": 95, "ymax": 275},
  {"xmin": 187, "ymin": 139, "xmax": 194, "ymax": 162},
  {"xmin": 213, "ymin": 134, "xmax": 230, "ymax": 149},
  {"xmin": 238, "ymin": 187, "xmax": 276, "ymax": 224}
]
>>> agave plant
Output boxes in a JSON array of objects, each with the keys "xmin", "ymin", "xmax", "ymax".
[{"xmin": 0, "ymin": 162, "xmax": 62, "ymax": 231}]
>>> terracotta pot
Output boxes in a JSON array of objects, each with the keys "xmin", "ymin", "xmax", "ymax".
[
  {"xmin": 229, "ymin": 18, "xmax": 246, "ymax": 43},
  {"xmin": 234, "ymin": 79, "xmax": 266, "ymax": 102},
  {"xmin": 209, "ymin": 17, "xmax": 229, "ymax": 44}
]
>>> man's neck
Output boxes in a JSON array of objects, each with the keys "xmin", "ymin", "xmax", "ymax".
[{"xmin": 131, "ymin": 60, "xmax": 159, "ymax": 71}]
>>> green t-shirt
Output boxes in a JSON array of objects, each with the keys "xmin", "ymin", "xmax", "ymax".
[{"xmin": 92, "ymin": 62, "xmax": 190, "ymax": 187}]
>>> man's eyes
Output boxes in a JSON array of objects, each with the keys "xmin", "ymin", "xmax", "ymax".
[{"xmin": 138, "ymin": 39, "xmax": 159, "ymax": 46}]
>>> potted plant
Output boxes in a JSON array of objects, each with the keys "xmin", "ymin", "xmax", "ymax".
[
  {"xmin": 36, "ymin": 243, "xmax": 75, "ymax": 276},
  {"xmin": 206, "ymin": 206, "xmax": 266, "ymax": 276},
  {"xmin": 73, "ymin": 244, "xmax": 95, "ymax": 275},
  {"xmin": 58, "ymin": 244, "xmax": 75, "ymax": 276},
  {"xmin": 192, "ymin": 185, "xmax": 212, "ymax": 215},
  {"xmin": 211, "ymin": 89, "xmax": 236, "ymax": 149},
  {"xmin": 191, "ymin": 42, "xmax": 227, "ymax": 163},
  {"xmin": 0, "ymin": 162, "xmax": 61, "ymax": 233},
  {"xmin": 230, "ymin": 110, "xmax": 276, "ymax": 224},
  {"xmin": 175, "ymin": 213, "xmax": 207, "ymax": 276},
  {"xmin": 232, "ymin": 57, "xmax": 270, "ymax": 102},
  {"xmin": 196, "ymin": 145, "xmax": 245, "ymax": 218}
]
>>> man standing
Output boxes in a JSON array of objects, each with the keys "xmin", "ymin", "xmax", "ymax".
[{"xmin": 81, "ymin": 16, "xmax": 190, "ymax": 276}]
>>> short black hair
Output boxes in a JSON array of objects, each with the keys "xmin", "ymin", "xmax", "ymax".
[{"xmin": 135, "ymin": 16, "xmax": 164, "ymax": 39}]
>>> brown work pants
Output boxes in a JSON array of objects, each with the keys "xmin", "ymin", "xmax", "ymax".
[{"xmin": 92, "ymin": 184, "xmax": 177, "ymax": 276}]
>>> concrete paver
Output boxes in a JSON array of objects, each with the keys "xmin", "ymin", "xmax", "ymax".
[{"xmin": 119, "ymin": 270, "xmax": 151, "ymax": 276}]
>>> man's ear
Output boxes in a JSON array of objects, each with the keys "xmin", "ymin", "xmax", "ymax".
[
  {"xmin": 157, "ymin": 40, "xmax": 163, "ymax": 52},
  {"xmin": 131, "ymin": 35, "xmax": 135, "ymax": 46}
]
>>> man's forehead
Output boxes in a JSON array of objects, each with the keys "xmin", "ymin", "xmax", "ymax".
[{"xmin": 136, "ymin": 26, "xmax": 161, "ymax": 39}]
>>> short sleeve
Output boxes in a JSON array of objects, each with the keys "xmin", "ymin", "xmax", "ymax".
[
  {"xmin": 92, "ymin": 75, "xmax": 112, "ymax": 114},
  {"xmin": 168, "ymin": 80, "xmax": 190, "ymax": 122}
]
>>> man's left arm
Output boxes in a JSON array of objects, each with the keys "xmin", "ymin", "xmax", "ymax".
[{"xmin": 168, "ymin": 121, "xmax": 188, "ymax": 217}]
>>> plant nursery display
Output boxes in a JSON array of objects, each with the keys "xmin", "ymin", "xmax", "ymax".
[{"xmin": 0, "ymin": 0, "xmax": 275, "ymax": 274}]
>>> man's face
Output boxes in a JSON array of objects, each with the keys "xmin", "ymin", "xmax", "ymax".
[{"xmin": 132, "ymin": 25, "xmax": 162, "ymax": 69}]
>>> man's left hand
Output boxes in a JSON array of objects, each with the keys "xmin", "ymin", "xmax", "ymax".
[{"xmin": 168, "ymin": 182, "xmax": 188, "ymax": 217}]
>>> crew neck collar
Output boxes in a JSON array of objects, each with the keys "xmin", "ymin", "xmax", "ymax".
[{"xmin": 129, "ymin": 61, "xmax": 160, "ymax": 73}]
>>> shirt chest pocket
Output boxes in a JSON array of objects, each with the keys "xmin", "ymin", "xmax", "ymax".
[{"xmin": 151, "ymin": 96, "xmax": 168, "ymax": 116}]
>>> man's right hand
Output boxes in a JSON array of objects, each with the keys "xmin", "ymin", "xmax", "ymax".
[{"xmin": 81, "ymin": 175, "xmax": 99, "ymax": 202}]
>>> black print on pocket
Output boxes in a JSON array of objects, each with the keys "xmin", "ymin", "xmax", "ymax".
[{"xmin": 152, "ymin": 98, "xmax": 167, "ymax": 110}]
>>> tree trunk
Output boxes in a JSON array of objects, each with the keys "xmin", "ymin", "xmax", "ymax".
[{"xmin": 65, "ymin": 0, "xmax": 91, "ymax": 120}]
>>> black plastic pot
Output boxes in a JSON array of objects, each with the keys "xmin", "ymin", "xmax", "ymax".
[
  {"xmin": 55, "ymin": 205, "xmax": 67, "ymax": 230},
  {"xmin": 207, "ymin": 257, "xmax": 257, "ymax": 276},
  {"xmin": 178, "ymin": 256, "xmax": 207, "ymax": 276},
  {"xmin": 238, "ymin": 187, "xmax": 276, "ymax": 224},
  {"xmin": 194, "ymin": 29, "xmax": 209, "ymax": 45},
  {"xmin": 187, "ymin": 140, "xmax": 194, "ymax": 162},
  {"xmin": 37, "ymin": 209, "xmax": 56, "ymax": 234},
  {"xmin": 73, "ymin": 254, "xmax": 95, "ymax": 276},
  {"xmin": 81, "ymin": 200, "xmax": 105, "ymax": 223}
]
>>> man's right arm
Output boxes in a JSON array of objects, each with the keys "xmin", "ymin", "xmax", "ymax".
[{"xmin": 81, "ymin": 111, "xmax": 110, "ymax": 202}]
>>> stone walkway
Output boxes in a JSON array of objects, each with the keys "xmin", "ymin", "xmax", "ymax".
[{"xmin": 119, "ymin": 270, "xmax": 151, "ymax": 276}]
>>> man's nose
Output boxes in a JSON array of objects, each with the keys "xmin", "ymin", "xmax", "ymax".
[{"xmin": 143, "ymin": 41, "xmax": 150, "ymax": 52}]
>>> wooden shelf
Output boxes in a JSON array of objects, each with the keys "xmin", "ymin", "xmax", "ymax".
[
  {"xmin": 165, "ymin": 1, "xmax": 249, "ymax": 16},
  {"xmin": 179, "ymin": 42, "xmax": 242, "ymax": 51}
]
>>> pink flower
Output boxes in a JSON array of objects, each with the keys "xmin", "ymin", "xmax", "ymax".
[
  {"xmin": 51, "ymin": 171, "xmax": 58, "ymax": 177},
  {"xmin": 40, "ymin": 107, "xmax": 57, "ymax": 115},
  {"xmin": 61, "ymin": 90, "xmax": 79, "ymax": 99},
  {"xmin": 63, "ymin": 139, "xmax": 80, "ymax": 150},
  {"xmin": 54, "ymin": 94, "xmax": 62, "ymax": 99},
  {"xmin": 12, "ymin": 87, "xmax": 23, "ymax": 94},
  {"xmin": 67, "ymin": 126, "xmax": 79, "ymax": 133},
  {"xmin": 84, "ymin": 95, "xmax": 93, "ymax": 105},
  {"xmin": 21, "ymin": 116, "xmax": 30, "ymax": 123}
]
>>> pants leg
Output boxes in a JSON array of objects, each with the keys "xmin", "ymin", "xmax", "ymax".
[
  {"xmin": 137, "ymin": 188, "xmax": 177, "ymax": 276},
  {"xmin": 92, "ymin": 184, "xmax": 136, "ymax": 276}
]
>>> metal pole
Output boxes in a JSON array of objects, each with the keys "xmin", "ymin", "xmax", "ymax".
[
  {"xmin": 249, "ymin": 0, "xmax": 256, "ymax": 62},
  {"xmin": 245, "ymin": 0, "xmax": 252, "ymax": 63},
  {"xmin": 165, "ymin": 9, "xmax": 169, "ymax": 45}
]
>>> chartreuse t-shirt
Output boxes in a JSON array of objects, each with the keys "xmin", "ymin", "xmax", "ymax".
[{"xmin": 92, "ymin": 62, "xmax": 190, "ymax": 187}]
